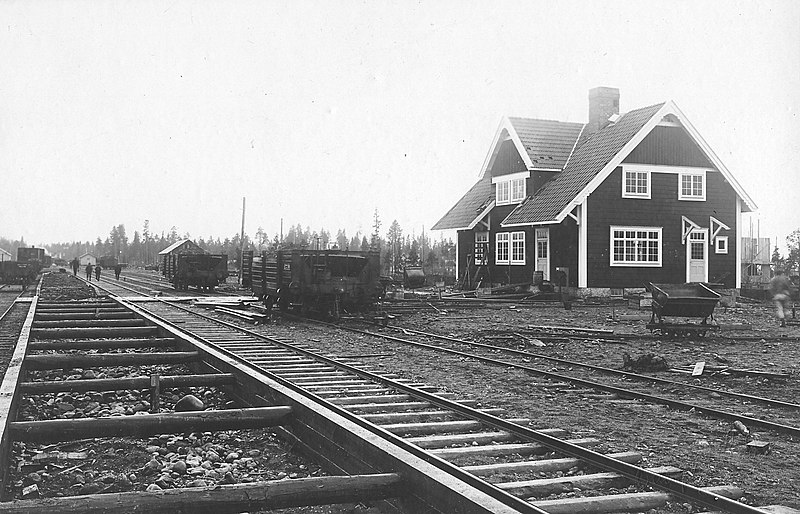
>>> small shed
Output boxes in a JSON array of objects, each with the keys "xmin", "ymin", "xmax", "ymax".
[
  {"xmin": 158, "ymin": 239, "xmax": 206, "ymax": 280},
  {"xmin": 0, "ymin": 248, "xmax": 10, "ymax": 262},
  {"xmin": 79, "ymin": 253, "xmax": 96, "ymax": 266}
]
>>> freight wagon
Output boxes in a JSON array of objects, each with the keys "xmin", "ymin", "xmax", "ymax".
[
  {"xmin": 162, "ymin": 253, "xmax": 228, "ymax": 291},
  {"xmin": 0, "ymin": 261, "xmax": 37, "ymax": 289},
  {"xmin": 243, "ymin": 249, "xmax": 384, "ymax": 318}
]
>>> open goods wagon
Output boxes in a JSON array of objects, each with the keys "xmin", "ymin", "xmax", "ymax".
[
  {"xmin": 244, "ymin": 249, "xmax": 384, "ymax": 318},
  {"xmin": 162, "ymin": 253, "xmax": 228, "ymax": 291},
  {"xmin": 646, "ymin": 282, "xmax": 721, "ymax": 337}
]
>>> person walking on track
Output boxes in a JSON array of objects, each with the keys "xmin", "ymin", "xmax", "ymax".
[
  {"xmin": 85, "ymin": 263, "xmax": 93, "ymax": 281},
  {"xmin": 71, "ymin": 258, "xmax": 79, "ymax": 276},
  {"xmin": 114, "ymin": 263, "xmax": 122, "ymax": 280},
  {"xmin": 95, "ymin": 265, "xmax": 102, "ymax": 281},
  {"xmin": 770, "ymin": 269, "xmax": 793, "ymax": 327}
]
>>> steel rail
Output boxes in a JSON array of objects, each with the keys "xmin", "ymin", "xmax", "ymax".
[
  {"xmin": 139, "ymin": 298, "xmax": 547, "ymax": 514},
  {"xmin": 135, "ymin": 299, "xmax": 549, "ymax": 514},
  {"xmin": 326, "ymin": 321, "xmax": 800, "ymax": 438},
  {"xmin": 156, "ymin": 300, "xmax": 764, "ymax": 513},
  {"xmin": 383, "ymin": 325, "xmax": 800, "ymax": 411},
  {"xmin": 272, "ymin": 312, "xmax": 769, "ymax": 514}
]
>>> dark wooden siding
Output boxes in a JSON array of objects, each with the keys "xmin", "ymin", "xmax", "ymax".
[
  {"xmin": 489, "ymin": 140, "xmax": 527, "ymax": 177},
  {"xmin": 586, "ymin": 168, "xmax": 737, "ymax": 288},
  {"xmin": 623, "ymin": 126, "xmax": 713, "ymax": 167},
  {"xmin": 549, "ymin": 220, "xmax": 578, "ymax": 287}
]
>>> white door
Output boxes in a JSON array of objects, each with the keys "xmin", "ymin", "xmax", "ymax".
[
  {"xmin": 687, "ymin": 229, "xmax": 707, "ymax": 282},
  {"xmin": 535, "ymin": 228, "xmax": 549, "ymax": 280}
]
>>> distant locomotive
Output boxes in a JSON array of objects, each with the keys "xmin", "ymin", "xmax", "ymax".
[
  {"xmin": 243, "ymin": 249, "xmax": 384, "ymax": 318},
  {"xmin": 162, "ymin": 252, "xmax": 228, "ymax": 291}
]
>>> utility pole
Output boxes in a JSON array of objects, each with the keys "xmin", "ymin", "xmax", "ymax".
[{"xmin": 239, "ymin": 197, "xmax": 246, "ymax": 284}]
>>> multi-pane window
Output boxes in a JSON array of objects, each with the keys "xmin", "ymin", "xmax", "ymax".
[
  {"xmin": 496, "ymin": 231, "xmax": 525, "ymax": 265},
  {"xmin": 511, "ymin": 232, "xmax": 525, "ymax": 264},
  {"xmin": 511, "ymin": 178, "xmax": 526, "ymax": 202},
  {"xmin": 495, "ymin": 233, "xmax": 509, "ymax": 264},
  {"xmin": 623, "ymin": 169, "xmax": 650, "ymax": 198},
  {"xmin": 496, "ymin": 181, "xmax": 510, "ymax": 204},
  {"xmin": 496, "ymin": 177, "xmax": 526, "ymax": 204},
  {"xmin": 474, "ymin": 232, "xmax": 489, "ymax": 265},
  {"xmin": 679, "ymin": 173, "xmax": 705, "ymax": 200},
  {"xmin": 610, "ymin": 226, "xmax": 662, "ymax": 266}
]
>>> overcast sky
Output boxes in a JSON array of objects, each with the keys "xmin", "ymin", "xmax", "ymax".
[{"xmin": 1, "ymin": 0, "xmax": 798, "ymax": 251}]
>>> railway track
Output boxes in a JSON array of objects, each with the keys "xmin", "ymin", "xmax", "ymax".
[
  {"xmin": 333, "ymin": 322, "xmax": 800, "ymax": 438},
  {"xmin": 1, "ymin": 273, "xmax": 795, "ymax": 512},
  {"xmin": 136, "ymin": 300, "xmax": 771, "ymax": 513}
]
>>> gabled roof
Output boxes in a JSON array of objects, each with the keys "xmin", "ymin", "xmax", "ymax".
[
  {"xmin": 158, "ymin": 239, "xmax": 204, "ymax": 255},
  {"xmin": 79, "ymin": 252, "xmax": 94, "ymax": 259},
  {"xmin": 0, "ymin": 248, "xmax": 11, "ymax": 257},
  {"xmin": 431, "ymin": 176, "xmax": 493, "ymax": 230},
  {"xmin": 480, "ymin": 117, "xmax": 584, "ymax": 175},
  {"xmin": 502, "ymin": 101, "xmax": 757, "ymax": 226}
]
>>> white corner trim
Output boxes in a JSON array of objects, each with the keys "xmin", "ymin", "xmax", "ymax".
[
  {"xmin": 479, "ymin": 117, "xmax": 535, "ymax": 178},
  {"xmin": 736, "ymin": 198, "xmax": 742, "ymax": 288},
  {"xmin": 556, "ymin": 100, "xmax": 758, "ymax": 222},
  {"xmin": 467, "ymin": 201, "xmax": 496, "ymax": 230},
  {"xmin": 491, "ymin": 171, "xmax": 530, "ymax": 184}
]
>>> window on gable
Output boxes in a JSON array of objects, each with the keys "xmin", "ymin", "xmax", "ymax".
[
  {"xmin": 679, "ymin": 172, "xmax": 705, "ymax": 201},
  {"xmin": 622, "ymin": 168, "xmax": 650, "ymax": 199},
  {"xmin": 610, "ymin": 226, "xmax": 662, "ymax": 267},
  {"xmin": 496, "ymin": 181, "xmax": 510, "ymax": 204},
  {"xmin": 511, "ymin": 178, "xmax": 526, "ymax": 202}
]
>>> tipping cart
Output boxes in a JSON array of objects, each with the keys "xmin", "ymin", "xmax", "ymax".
[{"xmin": 646, "ymin": 282, "xmax": 721, "ymax": 337}]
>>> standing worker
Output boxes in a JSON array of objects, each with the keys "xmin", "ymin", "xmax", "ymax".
[
  {"xmin": 95, "ymin": 265, "xmax": 102, "ymax": 281},
  {"xmin": 71, "ymin": 258, "xmax": 79, "ymax": 276},
  {"xmin": 85, "ymin": 263, "xmax": 93, "ymax": 281},
  {"xmin": 114, "ymin": 263, "xmax": 122, "ymax": 280},
  {"xmin": 769, "ymin": 269, "xmax": 793, "ymax": 327}
]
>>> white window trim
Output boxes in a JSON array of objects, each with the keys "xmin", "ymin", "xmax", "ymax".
[
  {"xmin": 678, "ymin": 170, "xmax": 706, "ymax": 201},
  {"xmin": 492, "ymin": 171, "xmax": 529, "ymax": 206},
  {"xmin": 621, "ymin": 165, "xmax": 651, "ymax": 199},
  {"xmin": 715, "ymin": 235, "xmax": 729, "ymax": 254},
  {"xmin": 511, "ymin": 231, "xmax": 525, "ymax": 265},
  {"xmin": 609, "ymin": 226, "xmax": 663, "ymax": 267},
  {"xmin": 496, "ymin": 231, "xmax": 525, "ymax": 265},
  {"xmin": 495, "ymin": 232, "xmax": 509, "ymax": 265}
]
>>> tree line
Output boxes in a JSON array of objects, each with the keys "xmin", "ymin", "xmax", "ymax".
[{"xmin": 1, "ymin": 211, "xmax": 456, "ymax": 278}]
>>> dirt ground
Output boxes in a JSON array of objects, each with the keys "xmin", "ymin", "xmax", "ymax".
[{"xmin": 260, "ymin": 297, "xmax": 800, "ymax": 511}]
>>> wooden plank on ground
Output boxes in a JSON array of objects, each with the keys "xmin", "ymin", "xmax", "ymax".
[
  {"xmin": 24, "ymin": 352, "xmax": 200, "ymax": 370},
  {"xmin": 19, "ymin": 373, "xmax": 237, "ymax": 394},
  {"xmin": 10, "ymin": 406, "xmax": 292, "ymax": 442},
  {"xmin": 0, "ymin": 473, "xmax": 402, "ymax": 514}
]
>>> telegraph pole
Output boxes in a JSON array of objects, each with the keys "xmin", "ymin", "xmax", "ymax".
[{"xmin": 239, "ymin": 197, "xmax": 246, "ymax": 284}]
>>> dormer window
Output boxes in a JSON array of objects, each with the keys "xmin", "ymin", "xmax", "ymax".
[
  {"xmin": 493, "ymin": 172, "xmax": 528, "ymax": 205},
  {"xmin": 621, "ymin": 165, "xmax": 650, "ymax": 199}
]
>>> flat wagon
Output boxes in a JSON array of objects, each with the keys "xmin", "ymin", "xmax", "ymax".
[
  {"xmin": 646, "ymin": 282, "xmax": 721, "ymax": 337},
  {"xmin": 244, "ymin": 249, "xmax": 384, "ymax": 318}
]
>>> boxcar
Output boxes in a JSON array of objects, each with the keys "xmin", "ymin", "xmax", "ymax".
[
  {"xmin": 0, "ymin": 261, "xmax": 37, "ymax": 288},
  {"xmin": 244, "ymin": 249, "xmax": 383, "ymax": 318},
  {"xmin": 162, "ymin": 253, "xmax": 228, "ymax": 291}
]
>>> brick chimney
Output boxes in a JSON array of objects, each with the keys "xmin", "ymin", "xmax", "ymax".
[{"xmin": 587, "ymin": 86, "xmax": 620, "ymax": 133}]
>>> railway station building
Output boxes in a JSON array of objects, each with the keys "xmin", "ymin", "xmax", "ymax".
[
  {"xmin": 78, "ymin": 253, "xmax": 96, "ymax": 267},
  {"xmin": 433, "ymin": 87, "xmax": 757, "ymax": 294}
]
